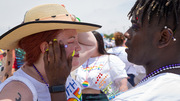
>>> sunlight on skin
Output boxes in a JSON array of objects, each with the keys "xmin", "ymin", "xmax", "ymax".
[{"xmin": 0, "ymin": 99, "xmax": 12, "ymax": 101}]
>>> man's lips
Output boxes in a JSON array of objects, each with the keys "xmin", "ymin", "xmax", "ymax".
[{"xmin": 125, "ymin": 47, "xmax": 129, "ymax": 53}]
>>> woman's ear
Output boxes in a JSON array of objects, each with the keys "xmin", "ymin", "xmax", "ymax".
[
  {"xmin": 40, "ymin": 42, "xmax": 48, "ymax": 53},
  {"xmin": 158, "ymin": 28, "xmax": 173, "ymax": 48}
]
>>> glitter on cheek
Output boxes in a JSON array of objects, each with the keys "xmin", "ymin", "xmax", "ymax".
[{"xmin": 64, "ymin": 44, "xmax": 68, "ymax": 48}]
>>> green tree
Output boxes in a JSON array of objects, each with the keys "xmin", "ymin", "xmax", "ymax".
[{"xmin": 104, "ymin": 33, "xmax": 114, "ymax": 40}]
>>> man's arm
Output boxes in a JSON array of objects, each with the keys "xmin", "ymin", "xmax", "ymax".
[{"xmin": 115, "ymin": 78, "xmax": 128, "ymax": 92}]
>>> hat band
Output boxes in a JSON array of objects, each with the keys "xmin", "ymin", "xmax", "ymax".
[{"xmin": 25, "ymin": 14, "xmax": 73, "ymax": 23}]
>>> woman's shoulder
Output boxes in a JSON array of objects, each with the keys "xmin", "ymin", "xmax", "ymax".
[
  {"xmin": 0, "ymin": 75, "xmax": 37, "ymax": 101},
  {"xmin": 107, "ymin": 47, "xmax": 126, "ymax": 53},
  {"xmin": 108, "ymin": 55, "xmax": 125, "ymax": 66},
  {"xmin": 108, "ymin": 54, "xmax": 121, "ymax": 59},
  {"xmin": 0, "ymin": 80, "xmax": 34, "ymax": 101}
]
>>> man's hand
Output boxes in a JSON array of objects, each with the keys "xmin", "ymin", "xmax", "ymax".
[{"xmin": 44, "ymin": 40, "xmax": 73, "ymax": 86}]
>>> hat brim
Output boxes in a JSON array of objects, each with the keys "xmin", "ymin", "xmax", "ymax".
[{"xmin": 0, "ymin": 21, "xmax": 101, "ymax": 49}]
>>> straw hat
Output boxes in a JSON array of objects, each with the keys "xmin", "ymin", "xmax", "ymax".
[{"xmin": 0, "ymin": 4, "xmax": 101, "ymax": 49}]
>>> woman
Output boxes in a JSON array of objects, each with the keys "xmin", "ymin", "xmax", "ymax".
[
  {"xmin": 107, "ymin": 32, "xmax": 137, "ymax": 87},
  {"xmin": 76, "ymin": 31, "xmax": 128, "ymax": 100},
  {"xmin": 0, "ymin": 4, "xmax": 101, "ymax": 101}
]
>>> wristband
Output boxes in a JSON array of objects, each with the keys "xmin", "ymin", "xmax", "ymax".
[{"xmin": 49, "ymin": 85, "xmax": 65, "ymax": 93}]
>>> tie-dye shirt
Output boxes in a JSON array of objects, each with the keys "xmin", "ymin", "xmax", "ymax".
[{"xmin": 76, "ymin": 55, "xmax": 127, "ymax": 100}]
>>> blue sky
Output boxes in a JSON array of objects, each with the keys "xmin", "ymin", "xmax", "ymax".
[{"xmin": 0, "ymin": 0, "xmax": 136, "ymax": 35}]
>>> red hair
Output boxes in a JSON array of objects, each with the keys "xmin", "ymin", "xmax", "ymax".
[{"xmin": 18, "ymin": 30, "xmax": 61, "ymax": 66}]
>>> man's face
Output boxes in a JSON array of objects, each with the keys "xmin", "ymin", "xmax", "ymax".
[{"xmin": 124, "ymin": 13, "xmax": 158, "ymax": 65}]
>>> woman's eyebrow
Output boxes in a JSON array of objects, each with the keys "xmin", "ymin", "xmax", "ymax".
[{"xmin": 68, "ymin": 36, "xmax": 76, "ymax": 39}]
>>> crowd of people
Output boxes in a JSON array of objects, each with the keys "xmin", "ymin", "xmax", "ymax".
[{"xmin": 0, "ymin": 0, "xmax": 180, "ymax": 101}]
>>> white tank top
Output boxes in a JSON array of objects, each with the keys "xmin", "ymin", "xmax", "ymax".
[
  {"xmin": 0, "ymin": 68, "xmax": 50, "ymax": 101},
  {"xmin": 0, "ymin": 68, "xmax": 83, "ymax": 101}
]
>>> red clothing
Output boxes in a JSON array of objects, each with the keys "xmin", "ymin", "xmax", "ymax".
[{"xmin": 12, "ymin": 58, "xmax": 18, "ymax": 69}]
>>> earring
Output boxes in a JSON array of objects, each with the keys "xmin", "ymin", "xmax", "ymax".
[{"xmin": 164, "ymin": 26, "xmax": 176, "ymax": 41}]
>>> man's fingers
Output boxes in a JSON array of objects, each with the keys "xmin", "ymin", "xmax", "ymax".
[
  {"xmin": 53, "ymin": 39, "xmax": 60, "ymax": 64},
  {"xmin": 59, "ymin": 40, "xmax": 67, "ymax": 61},
  {"xmin": 43, "ymin": 50, "xmax": 49, "ymax": 70},
  {"xmin": 49, "ymin": 41, "xmax": 55, "ymax": 64},
  {"xmin": 67, "ymin": 53, "xmax": 73, "ymax": 71}
]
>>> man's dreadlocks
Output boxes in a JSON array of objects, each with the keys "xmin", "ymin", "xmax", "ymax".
[{"xmin": 128, "ymin": 0, "xmax": 180, "ymax": 31}]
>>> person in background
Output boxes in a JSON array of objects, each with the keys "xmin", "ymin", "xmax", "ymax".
[
  {"xmin": 133, "ymin": 64, "xmax": 146, "ymax": 85},
  {"xmin": 0, "ymin": 49, "xmax": 7, "ymax": 83},
  {"xmin": 0, "ymin": 49, "xmax": 14, "ymax": 83},
  {"xmin": 12, "ymin": 48, "xmax": 26, "ymax": 73},
  {"xmin": 107, "ymin": 32, "xmax": 137, "ymax": 87},
  {"xmin": 67, "ymin": 31, "xmax": 98, "ymax": 101},
  {"xmin": 0, "ymin": 50, "xmax": 6, "ymax": 60},
  {"xmin": 76, "ymin": 31, "xmax": 128, "ymax": 101},
  {"xmin": 0, "ymin": 4, "xmax": 101, "ymax": 101},
  {"xmin": 113, "ymin": 0, "xmax": 180, "ymax": 100}
]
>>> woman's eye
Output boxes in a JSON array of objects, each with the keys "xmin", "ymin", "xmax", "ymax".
[
  {"xmin": 67, "ymin": 38, "xmax": 76, "ymax": 44},
  {"xmin": 131, "ymin": 24, "xmax": 139, "ymax": 31},
  {"xmin": 68, "ymin": 42, "xmax": 73, "ymax": 44},
  {"xmin": 67, "ymin": 41, "xmax": 74, "ymax": 44}
]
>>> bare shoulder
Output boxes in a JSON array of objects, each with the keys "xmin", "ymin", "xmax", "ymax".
[{"xmin": 0, "ymin": 80, "xmax": 33, "ymax": 101}]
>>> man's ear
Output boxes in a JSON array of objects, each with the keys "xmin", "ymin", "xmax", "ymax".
[
  {"xmin": 158, "ymin": 29, "xmax": 173, "ymax": 48},
  {"xmin": 40, "ymin": 42, "xmax": 48, "ymax": 53}
]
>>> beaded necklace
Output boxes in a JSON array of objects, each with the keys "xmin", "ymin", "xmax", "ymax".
[
  {"xmin": 139, "ymin": 63, "xmax": 180, "ymax": 84},
  {"xmin": 33, "ymin": 64, "xmax": 49, "ymax": 87}
]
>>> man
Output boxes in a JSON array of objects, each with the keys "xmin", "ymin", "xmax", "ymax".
[{"xmin": 113, "ymin": 0, "xmax": 180, "ymax": 100}]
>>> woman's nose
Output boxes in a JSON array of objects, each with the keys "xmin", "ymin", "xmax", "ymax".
[{"xmin": 75, "ymin": 42, "xmax": 81, "ymax": 51}]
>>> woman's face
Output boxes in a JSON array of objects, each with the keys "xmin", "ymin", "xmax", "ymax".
[{"xmin": 56, "ymin": 29, "xmax": 81, "ymax": 67}]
